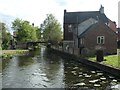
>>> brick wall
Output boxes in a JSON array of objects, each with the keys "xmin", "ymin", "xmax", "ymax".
[{"xmin": 84, "ymin": 22, "xmax": 117, "ymax": 54}]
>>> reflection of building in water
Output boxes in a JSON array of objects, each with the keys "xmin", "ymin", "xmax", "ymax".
[{"xmin": 40, "ymin": 48, "xmax": 65, "ymax": 87}]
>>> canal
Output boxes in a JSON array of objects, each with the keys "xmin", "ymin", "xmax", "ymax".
[{"xmin": 2, "ymin": 47, "xmax": 120, "ymax": 89}]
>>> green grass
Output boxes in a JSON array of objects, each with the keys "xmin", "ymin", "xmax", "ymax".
[
  {"xmin": 89, "ymin": 55, "xmax": 120, "ymax": 69},
  {"xmin": 1, "ymin": 50, "xmax": 29, "ymax": 59}
]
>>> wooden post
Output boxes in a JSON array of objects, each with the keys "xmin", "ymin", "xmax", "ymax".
[{"xmin": 96, "ymin": 49, "xmax": 103, "ymax": 62}]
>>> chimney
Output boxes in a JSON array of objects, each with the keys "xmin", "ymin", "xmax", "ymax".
[
  {"xmin": 99, "ymin": 5, "xmax": 104, "ymax": 14},
  {"xmin": 64, "ymin": 9, "xmax": 67, "ymax": 14},
  {"xmin": 32, "ymin": 23, "xmax": 34, "ymax": 27}
]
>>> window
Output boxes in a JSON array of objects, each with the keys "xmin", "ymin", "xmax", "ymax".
[
  {"xmin": 97, "ymin": 36, "xmax": 105, "ymax": 44},
  {"xmin": 68, "ymin": 24, "xmax": 72, "ymax": 32},
  {"xmin": 80, "ymin": 38, "xmax": 84, "ymax": 45}
]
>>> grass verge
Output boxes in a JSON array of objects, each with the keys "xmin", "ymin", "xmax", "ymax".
[
  {"xmin": 89, "ymin": 55, "xmax": 119, "ymax": 69},
  {"xmin": 0, "ymin": 50, "xmax": 29, "ymax": 60}
]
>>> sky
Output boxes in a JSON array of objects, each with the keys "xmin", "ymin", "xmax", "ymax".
[{"xmin": 0, "ymin": 0, "xmax": 120, "ymax": 32}]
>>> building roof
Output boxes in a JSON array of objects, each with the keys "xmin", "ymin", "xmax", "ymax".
[
  {"xmin": 64, "ymin": 11, "xmax": 108, "ymax": 24},
  {"xmin": 78, "ymin": 23, "xmax": 96, "ymax": 38},
  {"xmin": 78, "ymin": 22, "xmax": 116, "ymax": 38}
]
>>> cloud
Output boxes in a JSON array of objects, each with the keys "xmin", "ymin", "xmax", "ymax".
[
  {"xmin": 55, "ymin": 0, "xmax": 67, "ymax": 6},
  {"xmin": 0, "ymin": 0, "xmax": 64, "ymax": 25},
  {"xmin": 0, "ymin": 0, "xmax": 119, "ymax": 28}
]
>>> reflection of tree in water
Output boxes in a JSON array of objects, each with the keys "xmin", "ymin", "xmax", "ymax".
[
  {"xmin": 2, "ymin": 59, "xmax": 11, "ymax": 71},
  {"xmin": 0, "ymin": 60, "xmax": 1, "ymax": 73},
  {"xmin": 17, "ymin": 56, "xmax": 34, "ymax": 67},
  {"xmin": 28, "ymin": 49, "xmax": 41, "ymax": 57},
  {"xmin": 18, "ymin": 49, "xmax": 41, "ymax": 67}
]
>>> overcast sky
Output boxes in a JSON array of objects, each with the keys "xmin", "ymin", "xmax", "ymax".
[{"xmin": 0, "ymin": 0, "xmax": 120, "ymax": 28}]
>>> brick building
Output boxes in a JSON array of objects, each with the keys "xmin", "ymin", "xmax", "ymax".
[{"xmin": 63, "ymin": 5, "xmax": 117, "ymax": 55}]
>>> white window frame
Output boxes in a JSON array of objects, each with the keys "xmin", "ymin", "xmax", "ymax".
[
  {"xmin": 68, "ymin": 24, "xmax": 72, "ymax": 32},
  {"xmin": 80, "ymin": 38, "xmax": 84, "ymax": 45},
  {"xmin": 97, "ymin": 36, "xmax": 105, "ymax": 44}
]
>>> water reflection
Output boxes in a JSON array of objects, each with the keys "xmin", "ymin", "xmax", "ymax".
[
  {"xmin": 2, "ymin": 58, "xmax": 11, "ymax": 71},
  {"xmin": 36, "ymin": 48, "xmax": 65, "ymax": 88},
  {"xmin": 18, "ymin": 56, "xmax": 35, "ymax": 67},
  {"xmin": 0, "ymin": 58, "xmax": 2, "ymax": 90},
  {"xmin": 2, "ymin": 47, "xmax": 120, "ymax": 89}
]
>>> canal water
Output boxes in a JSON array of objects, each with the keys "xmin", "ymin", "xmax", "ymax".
[{"xmin": 2, "ymin": 47, "xmax": 120, "ymax": 89}]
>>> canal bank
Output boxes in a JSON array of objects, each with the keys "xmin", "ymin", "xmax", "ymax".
[
  {"xmin": 1, "ymin": 50, "xmax": 29, "ymax": 60},
  {"xmin": 49, "ymin": 48, "xmax": 120, "ymax": 79}
]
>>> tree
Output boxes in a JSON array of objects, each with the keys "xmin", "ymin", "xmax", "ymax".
[
  {"xmin": 0, "ymin": 22, "xmax": 11, "ymax": 49},
  {"xmin": 12, "ymin": 18, "xmax": 38, "ymax": 42},
  {"xmin": 42, "ymin": 14, "xmax": 63, "ymax": 45},
  {"xmin": 36, "ymin": 26, "xmax": 41, "ymax": 40}
]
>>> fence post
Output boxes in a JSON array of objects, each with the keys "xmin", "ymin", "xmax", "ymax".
[
  {"xmin": 95, "ymin": 45, "xmax": 104, "ymax": 62},
  {"xmin": 96, "ymin": 49, "xmax": 103, "ymax": 62}
]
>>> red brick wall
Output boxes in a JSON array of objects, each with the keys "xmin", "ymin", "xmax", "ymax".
[
  {"xmin": 84, "ymin": 22, "xmax": 117, "ymax": 54},
  {"xmin": 108, "ymin": 19, "xmax": 117, "ymax": 32}
]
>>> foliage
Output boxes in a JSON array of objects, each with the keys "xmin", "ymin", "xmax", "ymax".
[
  {"xmin": 36, "ymin": 27, "xmax": 42, "ymax": 40},
  {"xmin": 12, "ymin": 18, "xmax": 38, "ymax": 42},
  {"xmin": 42, "ymin": 14, "xmax": 62, "ymax": 45},
  {"xmin": 0, "ymin": 22, "xmax": 11, "ymax": 50}
]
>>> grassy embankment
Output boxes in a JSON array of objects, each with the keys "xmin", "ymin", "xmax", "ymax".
[
  {"xmin": 88, "ymin": 49, "xmax": 120, "ymax": 69},
  {"xmin": 0, "ymin": 50, "xmax": 29, "ymax": 59}
]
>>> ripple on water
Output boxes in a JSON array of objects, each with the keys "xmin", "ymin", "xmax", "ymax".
[
  {"xmin": 79, "ymin": 72, "xmax": 83, "ymax": 74},
  {"xmin": 89, "ymin": 79, "xmax": 99, "ymax": 83},
  {"xmin": 71, "ymin": 71, "xmax": 77, "ymax": 76},
  {"xmin": 42, "ymin": 77, "xmax": 49, "ymax": 82},
  {"xmin": 40, "ymin": 73, "xmax": 46, "ymax": 76},
  {"xmin": 19, "ymin": 68, "xmax": 25, "ymax": 71},
  {"xmin": 112, "ymin": 79, "xmax": 117, "ymax": 82},
  {"xmin": 110, "ymin": 79, "xmax": 118, "ymax": 86},
  {"xmin": 78, "ymin": 75, "xmax": 83, "ymax": 77},
  {"xmin": 91, "ymin": 71, "xmax": 96, "ymax": 74},
  {"xmin": 84, "ymin": 75, "xmax": 91, "ymax": 78},
  {"xmin": 32, "ymin": 73, "xmax": 39, "ymax": 76},
  {"xmin": 100, "ymin": 77, "xmax": 106, "ymax": 80},
  {"xmin": 74, "ymin": 82, "xmax": 86, "ymax": 86},
  {"xmin": 94, "ymin": 84, "xmax": 101, "ymax": 87},
  {"xmin": 67, "ymin": 67, "xmax": 71, "ymax": 69},
  {"xmin": 108, "ymin": 76, "xmax": 114, "ymax": 79},
  {"xmin": 97, "ymin": 72, "xmax": 103, "ymax": 76},
  {"xmin": 73, "ymin": 67, "xmax": 78, "ymax": 70},
  {"xmin": 111, "ymin": 84, "xmax": 120, "ymax": 90}
]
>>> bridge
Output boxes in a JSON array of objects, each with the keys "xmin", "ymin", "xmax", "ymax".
[
  {"xmin": 26, "ymin": 41, "xmax": 51, "ymax": 49},
  {"xmin": 27, "ymin": 41, "xmax": 47, "ymax": 44}
]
